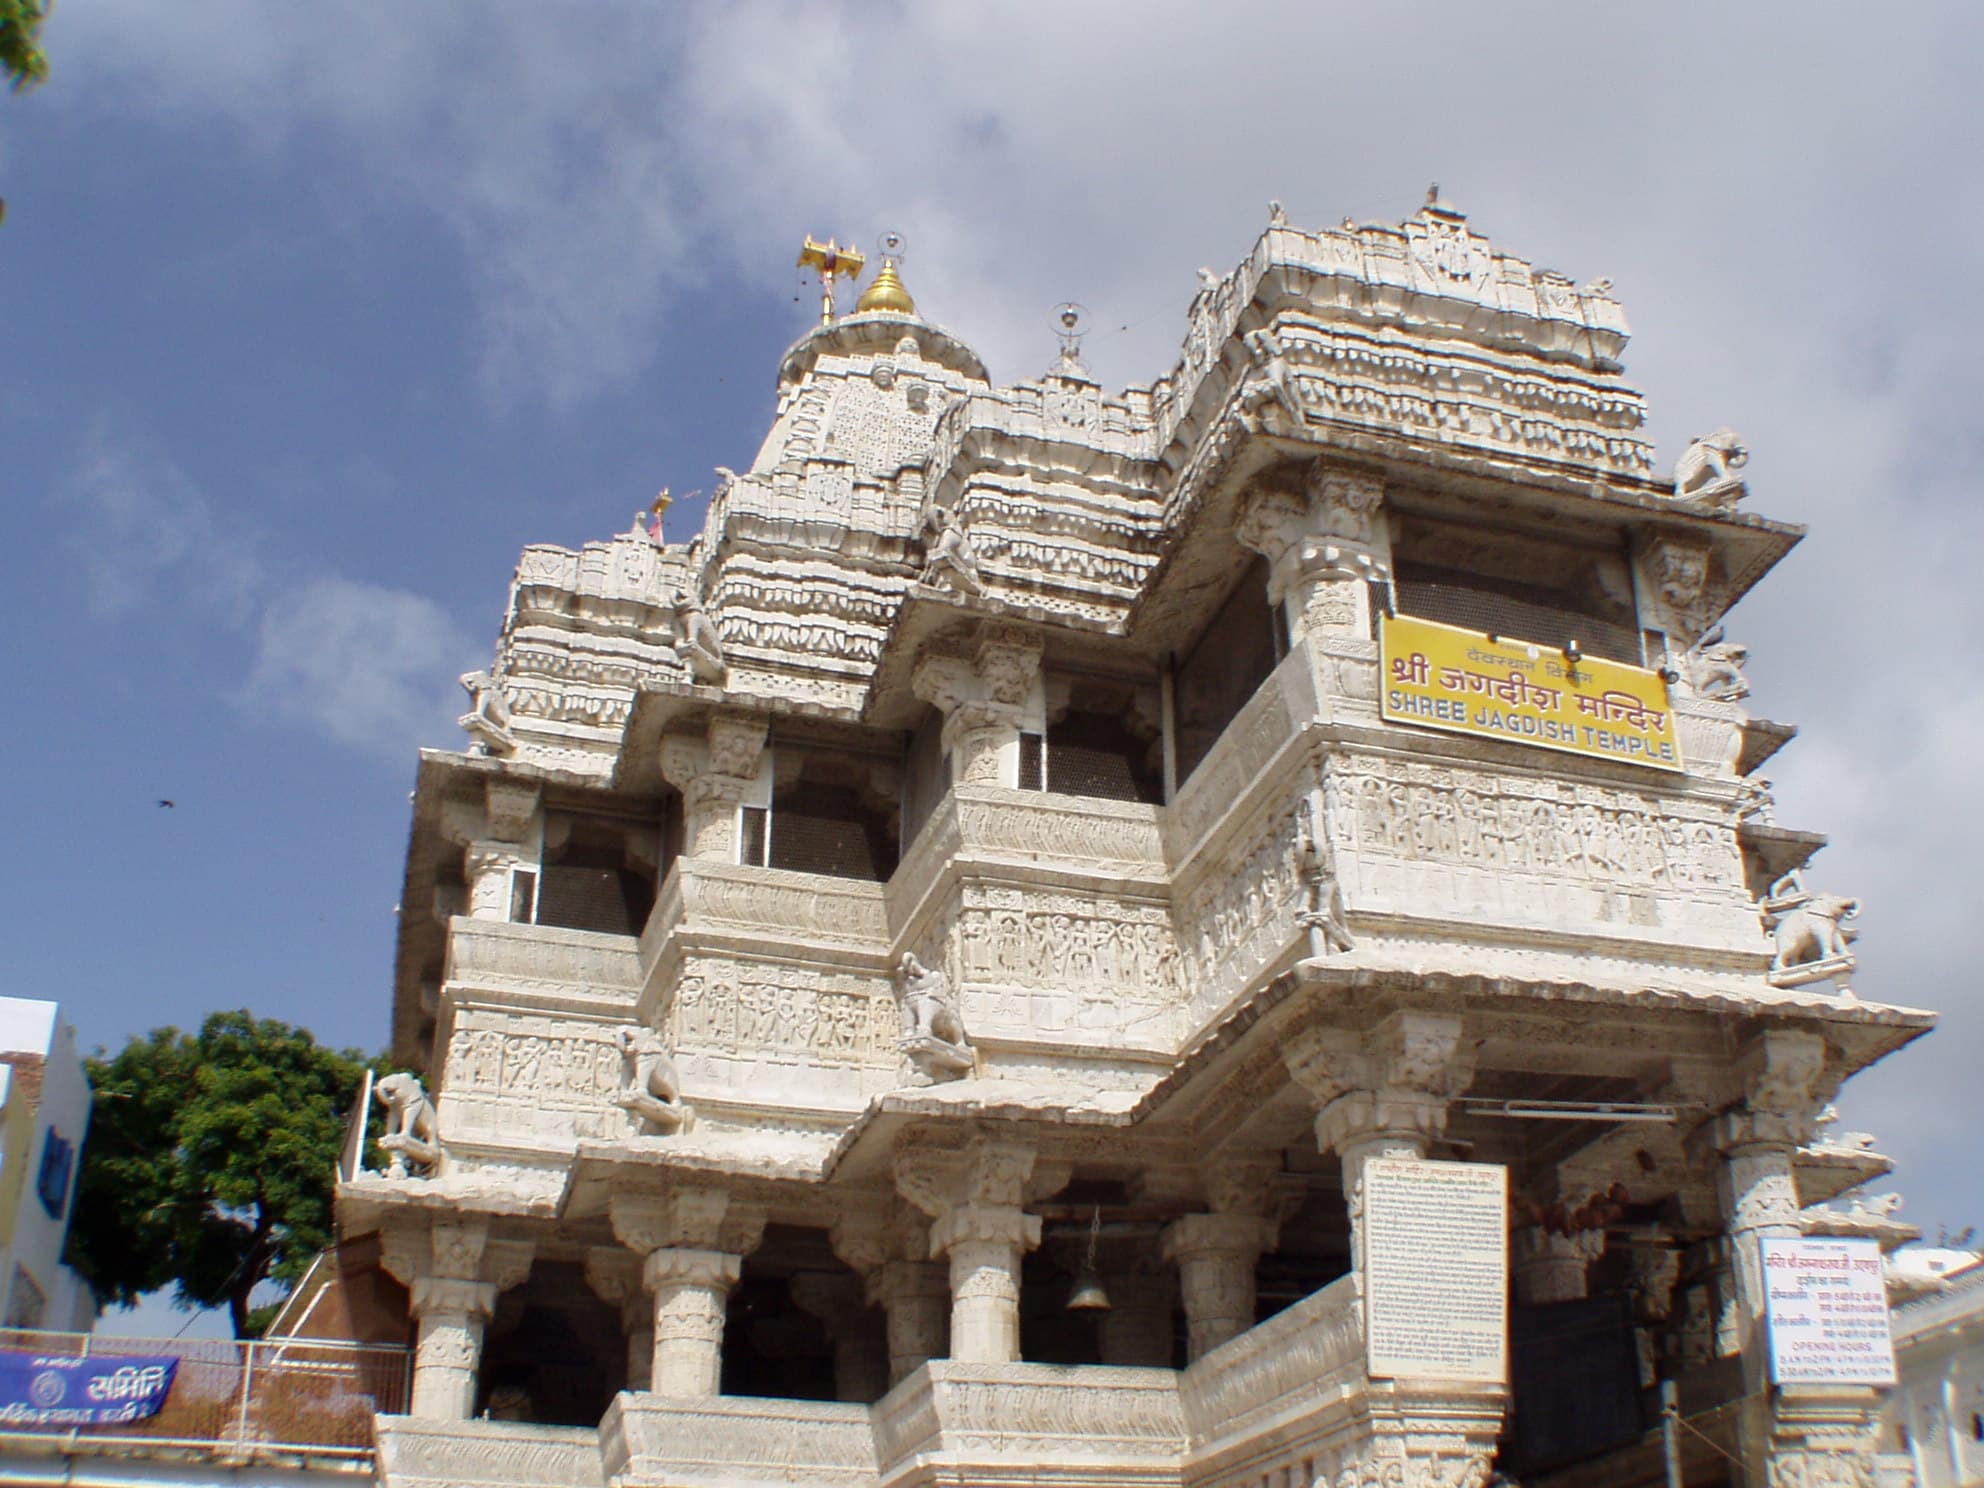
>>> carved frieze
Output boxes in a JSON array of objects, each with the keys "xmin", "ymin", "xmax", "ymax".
[
  {"xmin": 671, "ymin": 960, "xmax": 898, "ymax": 1071},
  {"xmin": 441, "ymin": 1017, "xmax": 630, "ymax": 1145}
]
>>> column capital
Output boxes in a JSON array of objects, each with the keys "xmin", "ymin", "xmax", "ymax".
[
  {"xmin": 644, "ymin": 1247, "xmax": 742, "ymax": 1293},
  {"xmin": 380, "ymin": 1217, "xmax": 530, "ymax": 1291},
  {"xmin": 1701, "ymin": 1028, "xmax": 1833, "ymax": 1155},
  {"xmin": 1287, "ymin": 1010, "xmax": 1474, "ymax": 1154},
  {"xmin": 893, "ymin": 1133, "xmax": 1047, "ymax": 1218},
  {"xmin": 930, "ymin": 1202, "xmax": 1042, "ymax": 1257},
  {"xmin": 409, "ymin": 1275, "xmax": 498, "ymax": 1321},
  {"xmin": 659, "ymin": 711, "xmax": 770, "ymax": 858},
  {"xmin": 611, "ymin": 1183, "xmax": 766, "ymax": 1258},
  {"xmin": 910, "ymin": 629, "xmax": 1043, "ymax": 784},
  {"xmin": 584, "ymin": 1245, "xmax": 644, "ymax": 1307},
  {"xmin": 1161, "ymin": 1211, "xmax": 1277, "ymax": 1264},
  {"xmin": 1233, "ymin": 458, "xmax": 1389, "ymax": 638}
]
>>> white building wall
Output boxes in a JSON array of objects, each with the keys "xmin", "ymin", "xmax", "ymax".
[
  {"xmin": 1889, "ymin": 1265, "xmax": 1984, "ymax": 1487},
  {"xmin": 0, "ymin": 998, "xmax": 97, "ymax": 1332}
]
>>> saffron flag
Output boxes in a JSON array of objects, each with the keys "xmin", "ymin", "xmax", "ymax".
[{"xmin": 0, "ymin": 1351, "xmax": 179, "ymax": 1426}]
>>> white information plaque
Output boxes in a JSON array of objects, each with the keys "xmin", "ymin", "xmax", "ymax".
[
  {"xmin": 1761, "ymin": 1236, "xmax": 1897, "ymax": 1386},
  {"xmin": 1363, "ymin": 1158, "xmax": 1509, "ymax": 1382}
]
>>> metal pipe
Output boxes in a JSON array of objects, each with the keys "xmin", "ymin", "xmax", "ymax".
[{"xmin": 1661, "ymin": 1378, "xmax": 1684, "ymax": 1488}]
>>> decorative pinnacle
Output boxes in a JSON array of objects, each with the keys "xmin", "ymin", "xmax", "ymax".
[
  {"xmin": 856, "ymin": 231, "xmax": 916, "ymax": 316},
  {"xmin": 798, "ymin": 236, "xmax": 867, "ymax": 326}
]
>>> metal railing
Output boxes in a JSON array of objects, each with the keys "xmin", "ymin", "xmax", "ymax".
[{"xmin": 0, "ymin": 1329, "xmax": 409, "ymax": 1464}]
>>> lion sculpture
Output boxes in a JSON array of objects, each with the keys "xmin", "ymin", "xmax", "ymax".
[{"xmin": 373, "ymin": 1071, "xmax": 439, "ymax": 1178}]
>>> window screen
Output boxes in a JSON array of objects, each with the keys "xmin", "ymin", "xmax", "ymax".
[{"xmin": 1046, "ymin": 709, "xmax": 1160, "ymax": 804}]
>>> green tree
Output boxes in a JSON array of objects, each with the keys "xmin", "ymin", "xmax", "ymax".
[
  {"xmin": 0, "ymin": 0, "xmax": 48, "ymax": 91},
  {"xmin": 68, "ymin": 1011, "xmax": 383, "ymax": 1338}
]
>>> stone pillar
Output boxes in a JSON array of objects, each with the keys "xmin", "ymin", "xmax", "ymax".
[
  {"xmin": 380, "ymin": 1218, "xmax": 533, "ymax": 1419},
  {"xmin": 660, "ymin": 711, "xmax": 769, "ymax": 860},
  {"xmin": 875, "ymin": 1260, "xmax": 950, "ymax": 1383},
  {"xmin": 645, "ymin": 1249, "xmax": 739, "ymax": 1396},
  {"xmin": 445, "ymin": 779, "xmax": 541, "ymax": 921},
  {"xmin": 911, "ymin": 626, "xmax": 1043, "ymax": 786},
  {"xmin": 833, "ymin": 1208, "xmax": 949, "ymax": 1386},
  {"xmin": 584, "ymin": 1246, "xmax": 654, "ymax": 1391},
  {"xmin": 894, "ymin": 1136, "xmax": 1057, "ymax": 1367},
  {"xmin": 791, "ymin": 1272, "xmax": 888, "ymax": 1404},
  {"xmin": 1511, "ymin": 1227, "xmax": 1606, "ymax": 1307},
  {"xmin": 1234, "ymin": 458, "xmax": 1390, "ymax": 644},
  {"xmin": 610, "ymin": 1185, "xmax": 766, "ymax": 1399},
  {"xmin": 1162, "ymin": 1213, "xmax": 1276, "ymax": 1361},
  {"xmin": 1285, "ymin": 1009, "xmax": 1475, "ymax": 1276},
  {"xmin": 1695, "ymin": 1029, "xmax": 1884, "ymax": 1487}
]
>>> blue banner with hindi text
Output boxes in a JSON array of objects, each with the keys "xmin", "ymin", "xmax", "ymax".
[{"xmin": 0, "ymin": 1351, "xmax": 178, "ymax": 1426}]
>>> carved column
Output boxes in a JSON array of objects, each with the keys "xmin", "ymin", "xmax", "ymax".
[
  {"xmin": 1697, "ymin": 1029, "xmax": 1875, "ymax": 1487},
  {"xmin": 584, "ymin": 1246, "xmax": 653, "ymax": 1391},
  {"xmin": 659, "ymin": 711, "xmax": 769, "ymax": 861},
  {"xmin": 911, "ymin": 626, "xmax": 1042, "ymax": 787},
  {"xmin": 446, "ymin": 779, "xmax": 541, "ymax": 921},
  {"xmin": 380, "ymin": 1218, "xmax": 533, "ymax": 1419},
  {"xmin": 1162, "ymin": 1213, "xmax": 1276, "ymax": 1361},
  {"xmin": 1285, "ymin": 1009, "xmax": 1475, "ymax": 1276},
  {"xmin": 611, "ymin": 1185, "xmax": 767, "ymax": 1398},
  {"xmin": 833, "ymin": 1208, "xmax": 949, "ymax": 1385},
  {"xmin": 1511, "ymin": 1227, "xmax": 1606, "ymax": 1306},
  {"xmin": 1234, "ymin": 459, "xmax": 1389, "ymax": 644},
  {"xmin": 791, "ymin": 1272, "xmax": 888, "ymax": 1404},
  {"xmin": 895, "ymin": 1136, "xmax": 1057, "ymax": 1366},
  {"xmin": 1161, "ymin": 1158, "xmax": 1281, "ymax": 1362}
]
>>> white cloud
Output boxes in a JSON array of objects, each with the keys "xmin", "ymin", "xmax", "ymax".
[
  {"xmin": 235, "ymin": 576, "xmax": 474, "ymax": 761},
  {"xmin": 60, "ymin": 419, "xmax": 475, "ymax": 763},
  {"xmin": 61, "ymin": 418, "xmax": 265, "ymax": 621}
]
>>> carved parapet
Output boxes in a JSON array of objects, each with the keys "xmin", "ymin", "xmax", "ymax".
[{"xmin": 1510, "ymin": 1225, "xmax": 1606, "ymax": 1306}]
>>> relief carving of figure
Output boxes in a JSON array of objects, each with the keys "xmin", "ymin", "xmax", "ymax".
[
  {"xmin": 373, "ymin": 1072, "xmax": 439, "ymax": 1178},
  {"xmin": 457, "ymin": 671, "xmax": 517, "ymax": 757},
  {"xmin": 919, "ymin": 505, "xmax": 986, "ymax": 597},
  {"xmin": 1763, "ymin": 872, "xmax": 1860, "ymax": 987},
  {"xmin": 893, "ymin": 951, "xmax": 974, "ymax": 1083},
  {"xmin": 1238, "ymin": 329, "xmax": 1303, "ymax": 431},
  {"xmin": 1293, "ymin": 808, "xmax": 1355, "ymax": 956},
  {"xmin": 1672, "ymin": 427, "xmax": 1749, "ymax": 510},
  {"xmin": 611, "ymin": 1025, "xmax": 692, "ymax": 1135}
]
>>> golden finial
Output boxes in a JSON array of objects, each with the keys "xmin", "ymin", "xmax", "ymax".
[
  {"xmin": 856, "ymin": 231, "xmax": 916, "ymax": 317},
  {"xmin": 797, "ymin": 236, "xmax": 867, "ymax": 326}
]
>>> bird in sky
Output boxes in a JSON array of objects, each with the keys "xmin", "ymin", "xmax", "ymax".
[{"xmin": 156, "ymin": 799, "xmax": 175, "ymax": 809}]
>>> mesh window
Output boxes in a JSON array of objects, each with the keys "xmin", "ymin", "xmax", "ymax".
[
  {"xmin": 1046, "ymin": 710, "xmax": 1160, "ymax": 804},
  {"xmin": 1176, "ymin": 557, "xmax": 1279, "ymax": 784},
  {"xmin": 1018, "ymin": 733, "xmax": 1045, "ymax": 791},
  {"xmin": 537, "ymin": 865, "xmax": 645, "ymax": 936},
  {"xmin": 768, "ymin": 782, "xmax": 896, "ymax": 881},
  {"xmin": 1392, "ymin": 566, "xmax": 1640, "ymax": 663}
]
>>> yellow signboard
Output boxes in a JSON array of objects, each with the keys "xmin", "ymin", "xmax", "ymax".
[{"xmin": 1380, "ymin": 613, "xmax": 1683, "ymax": 771}]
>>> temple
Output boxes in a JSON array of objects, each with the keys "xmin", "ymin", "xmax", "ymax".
[{"xmin": 328, "ymin": 199, "xmax": 1936, "ymax": 1488}]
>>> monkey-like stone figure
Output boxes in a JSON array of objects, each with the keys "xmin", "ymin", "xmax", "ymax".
[{"xmin": 612, "ymin": 1025, "xmax": 692, "ymax": 1135}]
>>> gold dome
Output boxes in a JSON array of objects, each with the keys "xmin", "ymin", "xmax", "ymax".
[{"xmin": 856, "ymin": 260, "xmax": 916, "ymax": 316}]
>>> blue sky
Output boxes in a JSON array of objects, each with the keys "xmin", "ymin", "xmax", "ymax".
[{"xmin": 6, "ymin": 4, "xmax": 1980, "ymax": 1332}]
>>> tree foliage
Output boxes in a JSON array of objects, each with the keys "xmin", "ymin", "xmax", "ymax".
[
  {"xmin": 68, "ymin": 1012, "xmax": 381, "ymax": 1338},
  {"xmin": 0, "ymin": 0, "xmax": 48, "ymax": 92}
]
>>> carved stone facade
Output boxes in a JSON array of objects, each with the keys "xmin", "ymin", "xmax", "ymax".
[{"xmin": 339, "ymin": 200, "xmax": 1933, "ymax": 1488}]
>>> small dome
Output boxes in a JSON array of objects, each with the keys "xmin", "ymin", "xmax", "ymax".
[{"xmin": 856, "ymin": 261, "xmax": 916, "ymax": 316}]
